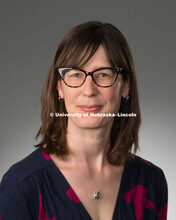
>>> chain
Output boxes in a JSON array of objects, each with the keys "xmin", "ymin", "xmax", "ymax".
[{"xmin": 75, "ymin": 155, "xmax": 107, "ymax": 199}]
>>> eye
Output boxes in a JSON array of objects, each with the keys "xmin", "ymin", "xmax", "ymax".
[
  {"xmin": 70, "ymin": 73, "xmax": 82, "ymax": 78},
  {"xmin": 99, "ymin": 73, "xmax": 110, "ymax": 77}
]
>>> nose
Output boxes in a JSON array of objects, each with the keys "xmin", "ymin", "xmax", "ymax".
[{"xmin": 82, "ymin": 75, "xmax": 97, "ymax": 97}]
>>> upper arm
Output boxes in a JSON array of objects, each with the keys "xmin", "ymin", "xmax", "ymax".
[
  {"xmin": 155, "ymin": 169, "xmax": 168, "ymax": 220},
  {"xmin": 0, "ymin": 173, "xmax": 32, "ymax": 220}
]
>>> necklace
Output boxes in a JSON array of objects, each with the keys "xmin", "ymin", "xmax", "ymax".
[
  {"xmin": 87, "ymin": 171, "xmax": 101, "ymax": 200},
  {"xmin": 76, "ymin": 157, "xmax": 106, "ymax": 200}
]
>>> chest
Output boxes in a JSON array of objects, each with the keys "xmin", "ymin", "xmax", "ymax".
[{"xmin": 59, "ymin": 166, "xmax": 124, "ymax": 220}]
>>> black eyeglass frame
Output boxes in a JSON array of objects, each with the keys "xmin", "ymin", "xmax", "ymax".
[{"xmin": 58, "ymin": 67, "xmax": 124, "ymax": 88}]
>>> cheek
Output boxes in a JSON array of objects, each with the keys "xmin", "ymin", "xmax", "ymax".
[
  {"xmin": 62, "ymin": 88, "xmax": 79, "ymax": 110},
  {"xmin": 103, "ymin": 83, "xmax": 123, "ymax": 111}
]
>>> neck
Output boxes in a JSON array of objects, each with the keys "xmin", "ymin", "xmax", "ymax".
[{"xmin": 66, "ymin": 119, "xmax": 113, "ymax": 171}]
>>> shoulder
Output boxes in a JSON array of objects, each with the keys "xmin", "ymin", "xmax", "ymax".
[
  {"xmin": 125, "ymin": 154, "xmax": 167, "ymax": 187},
  {"xmin": 1, "ymin": 147, "xmax": 50, "ymax": 186},
  {"xmin": 0, "ymin": 147, "xmax": 50, "ymax": 218},
  {"xmin": 127, "ymin": 155, "xmax": 164, "ymax": 176},
  {"xmin": 124, "ymin": 155, "xmax": 168, "ymax": 215}
]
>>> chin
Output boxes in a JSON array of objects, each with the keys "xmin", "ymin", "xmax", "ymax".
[{"xmin": 70, "ymin": 116, "xmax": 113, "ymax": 129}]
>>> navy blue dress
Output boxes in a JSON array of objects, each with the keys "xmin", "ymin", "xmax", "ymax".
[{"xmin": 0, "ymin": 147, "xmax": 168, "ymax": 220}]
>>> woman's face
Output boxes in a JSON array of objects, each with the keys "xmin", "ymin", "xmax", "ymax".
[{"xmin": 57, "ymin": 45, "xmax": 129, "ymax": 130}]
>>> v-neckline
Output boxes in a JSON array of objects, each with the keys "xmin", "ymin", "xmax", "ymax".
[{"xmin": 48, "ymin": 154, "xmax": 127, "ymax": 220}]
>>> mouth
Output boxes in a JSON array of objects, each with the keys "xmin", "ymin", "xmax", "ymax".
[{"xmin": 78, "ymin": 105, "xmax": 103, "ymax": 113}]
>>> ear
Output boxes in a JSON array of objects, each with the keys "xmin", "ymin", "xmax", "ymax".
[
  {"xmin": 122, "ymin": 80, "xmax": 130, "ymax": 98},
  {"xmin": 57, "ymin": 80, "xmax": 64, "ymax": 99}
]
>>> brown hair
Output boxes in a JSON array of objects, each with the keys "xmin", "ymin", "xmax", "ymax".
[{"xmin": 35, "ymin": 21, "xmax": 141, "ymax": 165}]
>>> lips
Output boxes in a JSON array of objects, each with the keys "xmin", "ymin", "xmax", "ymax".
[{"xmin": 78, "ymin": 105, "xmax": 103, "ymax": 113}]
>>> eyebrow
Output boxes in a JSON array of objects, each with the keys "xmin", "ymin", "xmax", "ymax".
[{"xmin": 77, "ymin": 66, "xmax": 113, "ymax": 71}]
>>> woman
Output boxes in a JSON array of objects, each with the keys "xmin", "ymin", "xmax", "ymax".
[{"xmin": 0, "ymin": 21, "xmax": 168, "ymax": 220}]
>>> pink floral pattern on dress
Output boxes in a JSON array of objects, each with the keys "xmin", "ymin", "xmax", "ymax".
[
  {"xmin": 42, "ymin": 150, "xmax": 51, "ymax": 160},
  {"xmin": 66, "ymin": 187, "xmax": 80, "ymax": 204},
  {"xmin": 156, "ymin": 202, "xmax": 168, "ymax": 220},
  {"xmin": 39, "ymin": 194, "xmax": 55, "ymax": 220},
  {"xmin": 139, "ymin": 156, "xmax": 151, "ymax": 166},
  {"xmin": 124, "ymin": 185, "xmax": 154, "ymax": 220}
]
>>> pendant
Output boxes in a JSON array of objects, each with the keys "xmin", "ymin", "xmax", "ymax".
[{"xmin": 94, "ymin": 189, "xmax": 100, "ymax": 200}]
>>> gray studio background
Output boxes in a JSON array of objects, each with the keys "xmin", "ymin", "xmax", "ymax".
[{"xmin": 0, "ymin": 1, "xmax": 175, "ymax": 219}]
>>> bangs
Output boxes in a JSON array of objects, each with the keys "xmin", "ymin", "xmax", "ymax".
[
  {"xmin": 55, "ymin": 23, "xmax": 104, "ymax": 69},
  {"xmin": 66, "ymin": 41, "xmax": 101, "ymax": 68}
]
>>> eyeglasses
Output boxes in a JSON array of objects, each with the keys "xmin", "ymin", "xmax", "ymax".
[{"xmin": 58, "ymin": 67, "xmax": 124, "ymax": 88}]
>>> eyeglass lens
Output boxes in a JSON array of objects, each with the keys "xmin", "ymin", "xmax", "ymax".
[{"xmin": 61, "ymin": 68, "xmax": 118, "ymax": 87}]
